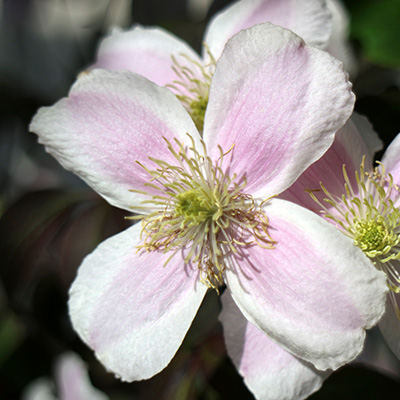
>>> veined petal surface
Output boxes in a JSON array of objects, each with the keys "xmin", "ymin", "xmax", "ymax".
[
  {"xmin": 204, "ymin": 0, "xmax": 332, "ymax": 61},
  {"xmin": 224, "ymin": 198, "xmax": 387, "ymax": 371},
  {"xmin": 204, "ymin": 23, "xmax": 354, "ymax": 199},
  {"xmin": 280, "ymin": 116, "xmax": 373, "ymax": 210},
  {"xmin": 220, "ymin": 293, "xmax": 329, "ymax": 400},
  {"xmin": 69, "ymin": 223, "xmax": 207, "ymax": 381},
  {"xmin": 30, "ymin": 69, "xmax": 199, "ymax": 211},
  {"xmin": 94, "ymin": 26, "xmax": 203, "ymax": 88}
]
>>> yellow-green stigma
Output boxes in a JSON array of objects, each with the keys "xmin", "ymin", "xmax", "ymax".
[
  {"xmin": 127, "ymin": 134, "xmax": 274, "ymax": 291},
  {"xmin": 309, "ymin": 157, "xmax": 400, "ymax": 317},
  {"xmin": 175, "ymin": 189, "xmax": 217, "ymax": 225},
  {"xmin": 353, "ymin": 217, "xmax": 399, "ymax": 258},
  {"xmin": 166, "ymin": 46, "xmax": 216, "ymax": 133}
]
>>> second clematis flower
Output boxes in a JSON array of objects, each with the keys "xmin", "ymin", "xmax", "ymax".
[
  {"xmin": 30, "ymin": 24, "xmax": 387, "ymax": 383},
  {"xmin": 92, "ymin": 0, "xmax": 356, "ymax": 132},
  {"xmin": 283, "ymin": 116, "xmax": 400, "ymax": 366}
]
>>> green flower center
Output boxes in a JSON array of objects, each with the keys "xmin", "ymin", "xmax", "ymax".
[
  {"xmin": 189, "ymin": 95, "xmax": 209, "ymax": 133},
  {"xmin": 352, "ymin": 217, "xmax": 399, "ymax": 257},
  {"xmin": 175, "ymin": 189, "xmax": 218, "ymax": 226},
  {"xmin": 309, "ymin": 157, "xmax": 400, "ymax": 318}
]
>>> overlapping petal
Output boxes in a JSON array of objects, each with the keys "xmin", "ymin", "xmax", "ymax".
[
  {"xmin": 204, "ymin": 23, "xmax": 355, "ymax": 199},
  {"xmin": 224, "ymin": 198, "xmax": 387, "ymax": 371},
  {"xmin": 382, "ymin": 132, "xmax": 400, "ymax": 185},
  {"xmin": 69, "ymin": 222, "xmax": 208, "ymax": 381},
  {"xmin": 93, "ymin": 26, "xmax": 203, "ymax": 87},
  {"xmin": 30, "ymin": 69, "xmax": 199, "ymax": 211},
  {"xmin": 378, "ymin": 295, "xmax": 400, "ymax": 361},
  {"xmin": 220, "ymin": 293, "xmax": 329, "ymax": 400},
  {"xmin": 280, "ymin": 116, "xmax": 374, "ymax": 210},
  {"xmin": 204, "ymin": 0, "xmax": 333, "ymax": 61},
  {"xmin": 325, "ymin": 0, "xmax": 357, "ymax": 75}
]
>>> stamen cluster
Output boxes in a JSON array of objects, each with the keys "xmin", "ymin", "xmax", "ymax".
[
  {"xmin": 309, "ymin": 158, "xmax": 400, "ymax": 317},
  {"xmin": 166, "ymin": 48, "xmax": 216, "ymax": 132},
  {"xmin": 128, "ymin": 135, "xmax": 274, "ymax": 291}
]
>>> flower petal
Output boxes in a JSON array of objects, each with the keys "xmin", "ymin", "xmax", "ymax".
[
  {"xmin": 93, "ymin": 26, "xmax": 202, "ymax": 88},
  {"xmin": 204, "ymin": 23, "xmax": 355, "ymax": 199},
  {"xmin": 219, "ymin": 292, "xmax": 329, "ymax": 400},
  {"xmin": 325, "ymin": 0, "xmax": 357, "ymax": 76},
  {"xmin": 224, "ymin": 198, "xmax": 387, "ymax": 371},
  {"xmin": 379, "ymin": 295, "xmax": 400, "ymax": 361},
  {"xmin": 382, "ymin": 132, "xmax": 400, "ymax": 185},
  {"xmin": 203, "ymin": 0, "xmax": 333, "ymax": 61},
  {"xmin": 22, "ymin": 379, "xmax": 56, "ymax": 400},
  {"xmin": 30, "ymin": 69, "xmax": 199, "ymax": 211},
  {"xmin": 69, "ymin": 223, "xmax": 208, "ymax": 381},
  {"xmin": 55, "ymin": 353, "xmax": 109, "ymax": 400},
  {"xmin": 280, "ymin": 115, "xmax": 374, "ymax": 210},
  {"xmin": 351, "ymin": 113, "xmax": 383, "ymax": 158}
]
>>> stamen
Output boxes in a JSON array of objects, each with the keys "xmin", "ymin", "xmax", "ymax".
[
  {"xmin": 166, "ymin": 44, "xmax": 216, "ymax": 133},
  {"xmin": 127, "ymin": 134, "xmax": 274, "ymax": 291},
  {"xmin": 308, "ymin": 156, "xmax": 400, "ymax": 318}
]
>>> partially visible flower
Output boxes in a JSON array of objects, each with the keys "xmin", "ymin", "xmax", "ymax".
[
  {"xmin": 22, "ymin": 352, "xmax": 109, "ymax": 400},
  {"xmin": 281, "ymin": 116, "xmax": 400, "ymax": 363},
  {"xmin": 93, "ymin": 0, "xmax": 353, "ymax": 131},
  {"xmin": 220, "ymin": 293, "xmax": 331, "ymax": 400},
  {"xmin": 325, "ymin": 0, "xmax": 357, "ymax": 76},
  {"xmin": 30, "ymin": 23, "xmax": 386, "ymax": 387}
]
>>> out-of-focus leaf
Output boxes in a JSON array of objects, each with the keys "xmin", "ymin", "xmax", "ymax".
[
  {"xmin": 0, "ymin": 312, "xmax": 25, "ymax": 366},
  {"xmin": 350, "ymin": 0, "xmax": 400, "ymax": 68}
]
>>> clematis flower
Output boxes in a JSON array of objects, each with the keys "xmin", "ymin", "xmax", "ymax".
[
  {"xmin": 281, "ymin": 116, "xmax": 400, "ymax": 366},
  {"xmin": 22, "ymin": 352, "xmax": 108, "ymax": 400},
  {"xmin": 93, "ymin": 0, "xmax": 355, "ymax": 131},
  {"xmin": 30, "ymin": 23, "xmax": 387, "ymax": 388}
]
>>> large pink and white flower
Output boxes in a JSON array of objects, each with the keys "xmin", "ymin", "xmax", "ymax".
[
  {"xmin": 30, "ymin": 23, "xmax": 387, "ymax": 390},
  {"xmin": 282, "ymin": 116, "xmax": 400, "ymax": 366},
  {"xmin": 93, "ymin": 0, "xmax": 355, "ymax": 131}
]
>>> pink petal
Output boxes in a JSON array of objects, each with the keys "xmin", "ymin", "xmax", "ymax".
[
  {"xmin": 93, "ymin": 26, "xmax": 202, "ymax": 88},
  {"xmin": 69, "ymin": 223, "xmax": 207, "ymax": 381},
  {"xmin": 325, "ymin": 0, "xmax": 357, "ymax": 76},
  {"xmin": 351, "ymin": 113, "xmax": 383, "ymax": 157},
  {"xmin": 224, "ymin": 198, "xmax": 387, "ymax": 371},
  {"xmin": 55, "ymin": 353, "xmax": 109, "ymax": 400},
  {"xmin": 280, "ymin": 115, "xmax": 373, "ymax": 210},
  {"xmin": 382, "ymin": 132, "xmax": 400, "ymax": 186},
  {"xmin": 379, "ymin": 293, "xmax": 400, "ymax": 361},
  {"xmin": 22, "ymin": 379, "xmax": 56, "ymax": 400},
  {"xmin": 204, "ymin": 0, "xmax": 333, "ymax": 61},
  {"xmin": 204, "ymin": 23, "xmax": 355, "ymax": 199},
  {"xmin": 220, "ymin": 292, "xmax": 329, "ymax": 400},
  {"xmin": 30, "ymin": 69, "xmax": 199, "ymax": 211}
]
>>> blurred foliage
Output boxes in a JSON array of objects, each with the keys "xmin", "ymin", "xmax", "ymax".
[{"xmin": 347, "ymin": 0, "xmax": 400, "ymax": 68}]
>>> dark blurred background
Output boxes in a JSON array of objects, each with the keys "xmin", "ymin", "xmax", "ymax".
[{"xmin": 0, "ymin": 0, "xmax": 399, "ymax": 399}]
